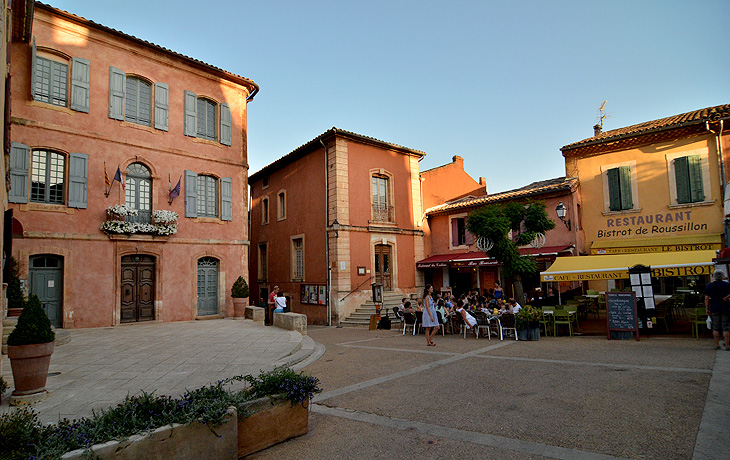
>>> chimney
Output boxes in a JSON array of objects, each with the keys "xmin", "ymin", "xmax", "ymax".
[
  {"xmin": 479, "ymin": 177, "xmax": 486, "ymax": 186},
  {"xmin": 593, "ymin": 124, "xmax": 602, "ymax": 136},
  {"xmin": 452, "ymin": 155, "xmax": 464, "ymax": 167}
]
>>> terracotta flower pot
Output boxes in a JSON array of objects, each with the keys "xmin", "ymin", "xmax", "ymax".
[
  {"xmin": 233, "ymin": 298, "xmax": 248, "ymax": 318},
  {"xmin": 8, "ymin": 341, "xmax": 55, "ymax": 396}
]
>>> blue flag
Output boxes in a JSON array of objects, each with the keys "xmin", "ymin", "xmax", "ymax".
[{"xmin": 169, "ymin": 176, "xmax": 181, "ymax": 200}]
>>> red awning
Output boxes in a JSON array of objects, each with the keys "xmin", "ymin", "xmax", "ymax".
[
  {"xmin": 518, "ymin": 245, "xmax": 574, "ymax": 257},
  {"xmin": 448, "ymin": 251, "xmax": 499, "ymax": 268},
  {"xmin": 416, "ymin": 254, "xmax": 454, "ymax": 269}
]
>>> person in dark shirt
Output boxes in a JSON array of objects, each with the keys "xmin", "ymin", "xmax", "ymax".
[{"xmin": 705, "ymin": 270, "xmax": 730, "ymax": 350}]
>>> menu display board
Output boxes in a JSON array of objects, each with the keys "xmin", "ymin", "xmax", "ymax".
[
  {"xmin": 606, "ymin": 291, "xmax": 639, "ymax": 341},
  {"xmin": 300, "ymin": 284, "xmax": 327, "ymax": 305}
]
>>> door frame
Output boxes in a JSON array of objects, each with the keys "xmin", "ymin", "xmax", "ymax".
[
  {"xmin": 19, "ymin": 247, "xmax": 72, "ymax": 328},
  {"xmin": 115, "ymin": 246, "xmax": 162, "ymax": 325},
  {"xmin": 28, "ymin": 254, "xmax": 64, "ymax": 328},
  {"xmin": 191, "ymin": 250, "xmax": 226, "ymax": 319},
  {"xmin": 370, "ymin": 236, "xmax": 397, "ymax": 291},
  {"xmin": 196, "ymin": 256, "xmax": 220, "ymax": 317},
  {"xmin": 120, "ymin": 254, "xmax": 156, "ymax": 323}
]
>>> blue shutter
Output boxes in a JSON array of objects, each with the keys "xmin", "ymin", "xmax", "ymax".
[
  {"xmin": 688, "ymin": 155, "xmax": 705, "ymax": 203},
  {"xmin": 154, "ymin": 82, "xmax": 169, "ymax": 131},
  {"xmin": 674, "ymin": 156, "xmax": 690, "ymax": 204},
  {"xmin": 220, "ymin": 103, "xmax": 232, "ymax": 146},
  {"xmin": 221, "ymin": 177, "xmax": 233, "ymax": 221},
  {"xmin": 108, "ymin": 66, "xmax": 125, "ymax": 120},
  {"xmin": 70, "ymin": 58, "xmax": 90, "ymax": 113},
  {"xmin": 9, "ymin": 143, "xmax": 30, "ymax": 204},
  {"xmin": 31, "ymin": 37, "xmax": 37, "ymax": 101},
  {"xmin": 184, "ymin": 170, "xmax": 198, "ymax": 217},
  {"xmin": 184, "ymin": 90, "xmax": 197, "ymax": 137},
  {"xmin": 68, "ymin": 153, "xmax": 88, "ymax": 209}
]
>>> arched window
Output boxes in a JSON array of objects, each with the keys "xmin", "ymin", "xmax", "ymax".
[
  {"xmin": 31, "ymin": 150, "xmax": 65, "ymax": 204},
  {"xmin": 125, "ymin": 163, "xmax": 152, "ymax": 223},
  {"xmin": 125, "ymin": 76, "xmax": 152, "ymax": 126},
  {"xmin": 197, "ymin": 175, "xmax": 219, "ymax": 217}
]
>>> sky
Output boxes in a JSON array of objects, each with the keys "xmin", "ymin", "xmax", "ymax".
[{"xmin": 54, "ymin": 0, "xmax": 729, "ymax": 194}]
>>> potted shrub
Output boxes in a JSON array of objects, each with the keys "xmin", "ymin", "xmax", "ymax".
[
  {"xmin": 231, "ymin": 276, "xmax": 250, "ymax": 318},
  {"xmin": 7, "ymin": 294, "xmax": 56, "ymax": 404},
  {"xmin": 516, "ymin": 305, "xmax": 541, "ymax": 341},
  {"xmin": 0, "ymin": 376, "xmax": 7, "ymax": 404}
]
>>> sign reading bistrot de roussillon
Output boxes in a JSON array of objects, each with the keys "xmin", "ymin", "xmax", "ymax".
[{"xmin": 596, "ymin": 210, "xmax": 708, "ymax": 239}]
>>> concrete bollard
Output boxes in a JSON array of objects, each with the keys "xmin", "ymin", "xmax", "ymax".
[
  {"xmin": 244, "ymin": 306, "xmax": 265, "ymax": 325},
  {"xmin": 272, "ymin": 312, "xmax": 307, "ymax": 335}
]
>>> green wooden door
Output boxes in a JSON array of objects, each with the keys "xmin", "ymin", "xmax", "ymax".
[
  {"xmin": 197, "ymin": 257, "xmax": 219, "ymax": 316},
  {"xmin": 29, "ymin": 255, "xmax": 63, "ymax": 328}
]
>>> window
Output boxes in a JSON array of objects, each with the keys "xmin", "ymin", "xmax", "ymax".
[
  {"xmin": 600, "ymin": 162, "xmax": 638, "ymax": 213},
  {"xmin": 125, "ymin": 76, "xmax": 152, "ymax": 126},
  {"xmin": 31, "ymin": 38, "xmax": 90, "ymax": 112},
  {"xmin": 292, "ymin": 237, "xmax": 304, "ymax": 280},
  {"xmin": 183, "ymin": 170, "xmax": 232, "ymax": 220},
  {"xmin": 31, "ymin": 150, "xmax": 65, "ymax": 204},
  {"xmin": 277, "ymin": 191, "xmax": 286, "ymax": 220},
  {"xmin": 109, "ymin": 67, "xmax": 169, "ymax": 131},
  {"xmin": 450, "ymin": 215, "xmax": 474, "ymax": 248},
  {"xmin": 372, "ymin": 174, "xmax": 392, "ymax": 222},
  {"xmin": 258, "ymin": 243, "xmax": 268, "ymax": 281},
  {"xmin": 184, "ymin": 90, "xmax": 231, "ymax": 145},
  {"xmin": 197, "ymin": 175, "xmax": 219, "ymax": 217},
  {"xmin": 674, "ymin": 155, "xmax": 705, "ymax": 204},
  {"xmin": 125, "ymin": 163, "xmax": 152, "ymax": 224},
  {"xmin": 262, "ymin": 176, "xmax": 269, "ymax": 188},
  {"xmin": 9, "ymin": 143, "xmax": 88, "ymax": 208},
  {"xmin": 262, "ymin": 197, "xmax": 269, "ymax": 224}
]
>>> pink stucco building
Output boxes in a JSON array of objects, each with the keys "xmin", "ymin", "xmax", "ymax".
[{"xmin": 8, "ymin": 3, "xmax": 258, "ymax": 328}]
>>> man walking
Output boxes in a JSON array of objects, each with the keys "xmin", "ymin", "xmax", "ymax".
[
  {"xmin": 705, "ymin": 270, "xmax": 730, "ymax": 350},
  {"xmin": 267, "ymin": 286, "xmax": 279, "ymax": 326}
]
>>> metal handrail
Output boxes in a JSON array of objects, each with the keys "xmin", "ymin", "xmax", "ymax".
[{"xmin": 339, "ymin": 276, "xmax": 373, "ymax": 302}]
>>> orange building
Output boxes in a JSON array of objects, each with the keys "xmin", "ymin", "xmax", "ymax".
[
  {"xmin": 248, "ymin": 128, "xmax": 426, "ymax": 325},
  {"xmin": 421, "ymin": 177, "xmax": 580, "ymax": 299},
  {"xmin": 7, "ymin": 3, "xmax": 258, "ymax": 328}
]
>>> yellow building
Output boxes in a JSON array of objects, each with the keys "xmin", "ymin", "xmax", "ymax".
[{"xmin": 542, "ymin": 104, "xmax": 729, "ymax": 298}]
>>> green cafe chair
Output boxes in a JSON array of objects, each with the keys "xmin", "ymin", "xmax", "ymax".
[
  {"xmin": 540, "ymin": 307, "xmax": 553, "ymax": 337},
  {"xmin": 689, "ymin": 307, "xmax": 707, "ymax": 339},
  {"xmin": 553, "ymin": 309, "xmax": 573, "ymax": 337}
]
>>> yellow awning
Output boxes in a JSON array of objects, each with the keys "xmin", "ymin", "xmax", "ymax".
[
  {"xmin": 590, "ymin": 234, "xmax": 721, "ymax": 255},
  {"xmin": 540, "ymin": 250, "xmax": 716, "ymax": 282}
]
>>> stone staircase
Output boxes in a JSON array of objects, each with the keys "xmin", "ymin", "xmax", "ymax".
[{"xmin": 340, "ymin": 292, "xmax": 406, "ymax": 327}]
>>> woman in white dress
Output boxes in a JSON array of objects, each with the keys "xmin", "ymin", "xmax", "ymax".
[
  {"xmin": 422, "ymin": 284, "xmax": 440, "ymax": 346},
  {"xmin": 455, "ymin": 299, "xmax": 478, "ymax": 331}
]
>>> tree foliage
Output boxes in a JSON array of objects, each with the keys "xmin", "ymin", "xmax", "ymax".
[{"xmin": 466, "ymin": 201, "xmax": 556, "ymax": 278}]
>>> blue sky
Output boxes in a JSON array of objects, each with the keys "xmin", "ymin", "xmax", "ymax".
[{"xmin": 55, "ymin": 0, "xmax": 729, "ymax": 193}]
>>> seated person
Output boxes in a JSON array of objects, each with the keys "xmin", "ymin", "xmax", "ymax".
[
  {"xmin": 435, "ymin": 299, "xmax": 448, "ymax": 325},
  {"xmin": 273, "ymin": 292, "xmax": 287, "ymax": 313},
  {"xmin": 508, "ymin": 298, "xmax": 522, "ymax": 315},
  {"xmin": 402, "ymin": 300, "xmax": 414, "ymax": 314},
  {"xmin": 416, "ymin": 299, "xmax": 424, "ymax": 312},
  {"xmin": 497, "ymin": 299, "xmax": 508, "ymax": 314},
  {"xmin": 455, "ymin": 300, "xmax": 478, "ymax": 330}
]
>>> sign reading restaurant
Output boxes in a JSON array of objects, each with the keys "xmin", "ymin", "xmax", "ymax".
[
  {"xmin": 542, "ymin": 264, "xmax": 713, "ymax": 282},
  {"xmin": 596, "ymin": 210, "xmax": 708, "ymax": 239}
]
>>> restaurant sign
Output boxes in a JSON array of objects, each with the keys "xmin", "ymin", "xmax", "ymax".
[
  {"xmin": 591, "ymin": 242, "xmax": 720, "ymax": 255},
  {"xmin": 542, "ymin": 264, "xmax": 713, "ymax": 282},
  {"xmin": 450, "ymin": 259, "xmax": 500, "ymax": 268},
  {"xmin": 416, "ymin": 261, "xmax": 449, "ymax": 269},
  {"xmin": 596, "ymin": 210, "xmax": 708, "ymax": 239}
]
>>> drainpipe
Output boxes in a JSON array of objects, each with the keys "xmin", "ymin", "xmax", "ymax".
[
  {"xmin": 706, "ymin": 120, "xmax": 726, "ymax": 198},
  {"xmin": 320, "ymin": 138, "xmax": 331, "ymax": 326}
]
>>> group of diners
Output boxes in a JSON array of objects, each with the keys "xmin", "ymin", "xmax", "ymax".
[{"xmin": 398, "ymin": 284, "xmax": 523, "ymax": 346}]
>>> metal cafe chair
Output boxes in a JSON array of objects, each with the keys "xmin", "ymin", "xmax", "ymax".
[
  {"xmin": 553, "ymin": 309, "xmax": 573, "ymax": 337},
  {"xmin": 499, "ymin": 313, "xmax": 518, "ymax": 340}
]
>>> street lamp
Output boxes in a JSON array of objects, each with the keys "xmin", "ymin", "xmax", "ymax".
[{"xmin": 555, "ymin": 202, "xmax": 571, "ymax": 231}]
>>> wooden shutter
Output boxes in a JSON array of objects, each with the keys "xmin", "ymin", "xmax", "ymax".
[
  {"xmin": 9, "ymin": 142, "xmax": 29, "ymax": 203},
  {"xmin": 70, "ymin": 58, "xmax": 90, "ymax": 113},
  {"xmin": 184, "ymin": 169, "xmax": 198, "ymax": 217},
  {"xmin": 31, "ymin": 37, "xmax": 37, "ymax": 101},
  {"xmin": 465, "ymin": 226, "xmax": 474, "ymax": 246},
  {"xmin": 688, "ymin": 155, "xmax": 704, "ymax": 203},
  {"xmin": 451, "ymin": 218, "xmax": 459, "ymax": 246},
  {"xmin": 220, "ymin": 103, "xmax": 232, "ymax": 146},
  {"xmin": 184, "ymin": 90, "xmax": 197, "ymax": 137},
  {"xmin": 154, "ymin": 82, "xmax": 169, "ymax": 131},
  {"xmin": 221, "ymin": 177, "xmax": 233, "ymax": 221},
  {"xmin": 607, "ymin": 168, "xmax": 621, "ymax": 211},
  {"xmin": 108, "ymin": 66, "xmax": 125, "ymax": 120},
  {"xmin": 619, "ymin": 166, "xmax": 633, "ymax": 210},
  {"xmin": 674, "ymin": 156, "xmax": 690, "ymax": 204},
  {"xmin": 68, "ymin": 152, "xmax": 89, "ymax": 209}
]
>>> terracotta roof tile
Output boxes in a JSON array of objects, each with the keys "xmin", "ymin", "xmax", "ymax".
[{"xmin": 562, "ymin": 104, "xmax": 730, "ymax": 151}]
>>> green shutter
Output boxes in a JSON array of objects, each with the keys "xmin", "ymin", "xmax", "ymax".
[
  {"xmin": 675, "ymin": 156, "xmax": 690, "ymax": 204},
  {"xmin": 154, "ymin": 82, "xmax": 169, "ymax": 131},
  {"xmin": 184, "ymin": 90, "xmax": 197, "ymax": 137},
  {"xmin": 220, "ymin": 103, "xmax": 231, "ymax": 146},
  {"xmin": 221, "ymin": 177, "xmax": 232, "ymax": 221},
  {"xmin": 108, "ymin": 66, "xmax": 125, "ymax": 120},
  {"xmin": 70, "ymin": 57, "xmax": 90, "ymax": 113},
  {"xmin": 688, "ymin": 155, "xmax": 704, "ymax": 203},
  {"xmin": 68, "ymin": 153, "xmax": 88, "ymax": 209},
  {"xmin": 619, "ymin": 166, "xmax": 633, "ymax": 210},
  {"xmin": 184, "ymin": 170, "xmax": 198, "ymax": 217},
  {"xmin": 607, "ymin": 168, "xmax": 621, "ymax": 211},
  {"xmin": 9, "ymin": 143, "xmax": 30, "ymax": 204}
]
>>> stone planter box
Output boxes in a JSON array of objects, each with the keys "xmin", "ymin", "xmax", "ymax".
[
  {"xmin": 238, "ymin": 395, "xmax": 309, "ymax": 457},
  {"xmin": 60, "ymin": 396, "xmax": 309, "ymax": 460}
]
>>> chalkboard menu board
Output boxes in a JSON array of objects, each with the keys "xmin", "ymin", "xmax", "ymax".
[{"xmin": 606, "ymin": 291, "xmax": 639, "ymax": 341}]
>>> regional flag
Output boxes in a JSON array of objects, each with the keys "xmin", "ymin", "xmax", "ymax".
[
  {"xmin": 114, "ymin": 166, "xmax": 126, "ymax": 191},
  {"xmin": 170, "ymin": 175, "xmax": 181, "ymax": 200}
]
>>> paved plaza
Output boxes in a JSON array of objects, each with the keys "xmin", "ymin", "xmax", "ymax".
[{"xmin": 2, "ymin": 321, "xmax": 729, "ymax": 459}]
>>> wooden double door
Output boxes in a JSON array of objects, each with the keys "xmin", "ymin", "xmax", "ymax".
[
  {"xmin": 121, "ymin": 255, "xmax": 155, "ymax": 323},
  {"xmin": 374, "ymin": 244, "xmax": 392, "ymax": 290}
]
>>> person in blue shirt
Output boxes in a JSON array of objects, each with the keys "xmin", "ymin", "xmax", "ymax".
[{"xmin": 705, "ymin": 270, "xmax": 730, "ymax": 350}]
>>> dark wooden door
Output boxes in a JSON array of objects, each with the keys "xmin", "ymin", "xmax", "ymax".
[
  {"xmin": 121, "ymin": 255, "xmax": 155, "ymax": 323},
  {"xmin": 29, "ymin": 255, "xmax": 63, "ymax": 328},
  {"xmin": 374, "ymin": 244, "xmax": 392, "ymax": 290}
]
